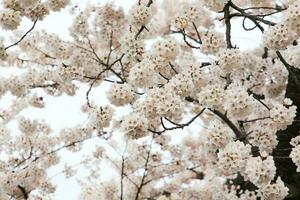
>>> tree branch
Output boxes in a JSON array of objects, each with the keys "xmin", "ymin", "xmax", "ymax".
[
  {"xmin": 17, "ymin": 185, "xmax": 28, "ymax": 200},
  {"xmin": 223, "ymin": 2, "xmax": 233, "ymax": 48},
  {"xmin": 5, "ymin": 18, "xmax": 39, "ymax": 50},
  {"xmin": 134, "ymin": 139, "xmax": 153, "ymax": 200},
  {"xmin": 276, "ymin": 51, "xmax": 300, "ymax": 93},
  {"xmin": 210, "ymin": 109, "xmax": 245, "ymax": 140},
  {"xmin": 148, "ymin": 108, "xmax": 205, "ymax": 135}
]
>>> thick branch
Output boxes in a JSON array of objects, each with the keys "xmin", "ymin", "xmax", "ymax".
[
  {"xmin": 210, "ymin": 109, "xmax": 245, "ymax": 139},
  {"xmin": 17, "ymin": 185, "xmax": 28, "ymax": 200},
  {"xmin": 223, "ymin": 3, "xmax": 233, "ymax": 48},
  {"xmin": 276, "ymin": 51, "xmax": 300, "ymax": 93}
]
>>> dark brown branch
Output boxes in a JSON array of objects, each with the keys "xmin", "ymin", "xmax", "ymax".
[
  {"xmin": 85, "ymin": 36, "xmax": 126, "ymax": 107},
  {"xmin": 169, "ymin": 62, "xmax": 178, "ymax": 74},
  {"xmin": 242, "ymin": 5, "xmax": 287, "ymax": 11},
  {"xmin": 229, "ymin": 2, "xmax": 265, "ymax": 32},
  {"xmin": 182, "ymin": 29, "xmax": 200, "ymax": 49},
  {"xmin": 135, "ymin": 25, "xmax": 149, "ymax": 40},
  {"xmin": 30, "ymin": 83, "xmax": 59, "ymax": 89},
  {"xmin": 120, "ymin": 145, "xmax": 127, "ymax": 200},
  {"xmin": 135, "ymin": 26, "xmax": 143, "ymax": 39},
  {"xmin": 148, "ymin": 108, "xmax": 205, "ymax": 135},
  {"xmin": 103, "ymin": 78, "xmax": 124, "ymax": 84},
  {"xmin": 210, "ymin": 109, "xmax": 245, "ymax": 139},
  {"xmin": 200, "ymin": 62, "xmax": 212, "ymax": 68},
  {"xmin": 14, "ymin": 147, "xmax": 34, "ymax": 168},
  {"xmin": 17, "ymin": 57, "xmax": 58, "ymax": 67},
  {"xmin": 220, "ymin": 2, "xmax": 282, "ymax": 35},
  {"xmin": 242, "ymin": 17, "xmax": 261, "ymax": 31},
  {"xmin": 85, "ymin": 57, "xmax": 125, "ymax": 107},
  {"xmin": 104, "ymin": 155, "xmax": 139, "ymax": 188},
  {"xmin": 48, "ymin": 136, "xmax": 97, "ymax": 155},
  {"xmin": 228, "ymin": 1, "xmax": 280, "ymax": 27},
  {"xmin": 158, "ymin": 72, "xmax": 170, "ymax": 82},
  {"xmin": 146, "ymin": 0, "xmax": 153, "ymax": 7},
  {"xmin": 87, "ymin": 38, "xmax": 107, "ymax": 66},
  {"xmin": 227, "ymin": 13, "xmax": 276, "ymax": 26},
  {"xmin": 188, "ymin": 168, "xmax": 204, "ymax": 180},
  {"xmin": 106, "ymin": 31, "xmax": 114, "ymax": 66},
  {"xmin": 18, "ymin": 135, "xmax": 101, "ymax": 170},
  {"xmin": 5, "ymin": 18, "xmax": 39, "ymax": 50},
  {"xmin": 247, "ymin": 89, "xmax": 270, "ymax": 110},
  {"xmin": 223, "ymin": 3, "xmax": 233, "ymax": 48},
  {"xmin": 276, "ymin": 51, "xmax": 300, "ymax": 93},
  {"xmin": 171, "ymin": 30, "xmax": 200, "ymax": 44},
  {"xmin": 192, "ymin": 22, "xmax": 202, "ymax": 44},
  {"xmin": 86, "ymin": 69, "xmax": 108, "ymax": 107},
  {"xmin": 63, "ymin": 41, "xmax": 94, "ymax": 53},
  {"xmin": 67, "ymin": 40, "xmax": 125, "ymax": 78},
  {"xmin": 240, "ymin": 116, "xmax": 270, "ymax": 124},
  {"xmin": 134, "ymin": 140, "xmax": 153, "ymax": 200},
  {"xmin": 34, "ymin": 47, "xmax": 56, "ymax": 59},
  {"xmin": 17, "ymin": 185, "xmax": 28, "ymax": 199},
  {"xmin": 221, "ymin": 73, "xmax": 232, "ymax": 90}
]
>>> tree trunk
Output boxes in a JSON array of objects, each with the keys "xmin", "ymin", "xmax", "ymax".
[{"xmin": 275, "ymin": 67, "xmax": 300, "ymax": 199}]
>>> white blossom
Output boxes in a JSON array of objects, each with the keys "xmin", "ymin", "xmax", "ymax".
[
  {"xmin": 259, "ymin": 177, "xmax": 289, "ymax": 200},
  {"xmin": 217, "ymin": 141, "xmax": 251, "ymax": 175},
  {"xmin": 0, "ymin": 9, "xmax": 21, "ymax": 30},
  {"xmin": 244, "ymin": 156, "xmax": 276, "ymax": 187},
  {"xmin": 107, "ymin": 83, "xmax": 136, "ymax": 106},
  {"xmin": 121, "ymin": 112, "xmax": 148, "ymax": 139}
]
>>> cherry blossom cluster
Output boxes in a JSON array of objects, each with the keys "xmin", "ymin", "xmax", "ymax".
[
  {"xmin": 0, "ymin": 0, "xmax": 70, "ymax": 30},
  {"xmin": 0, "ymin": 0, "xmax": 299, "ymax": 199}
]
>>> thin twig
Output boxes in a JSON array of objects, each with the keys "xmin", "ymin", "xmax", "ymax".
[
  {"xmin": 5, "ymin": 18, "xmax": 39, "ymax": 50},
  {"xmin": 182, "ymin": 29, "xmax": 200, "ymax": 49},
  {"xmin": 134, "ymin": 137, "xmax": 153, "ymax": 200},
  {"xmin": 148, "ymin": 108, "xmax": 205, "ymax": 135},
  {"xmin": 192, "ymin": 22, "xmax": 202, "ymax": 44}
]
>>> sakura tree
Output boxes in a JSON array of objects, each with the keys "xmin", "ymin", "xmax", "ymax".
[{"xmin": 0, "ymin": 0, "xmax": 300, "ymax": 199}]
